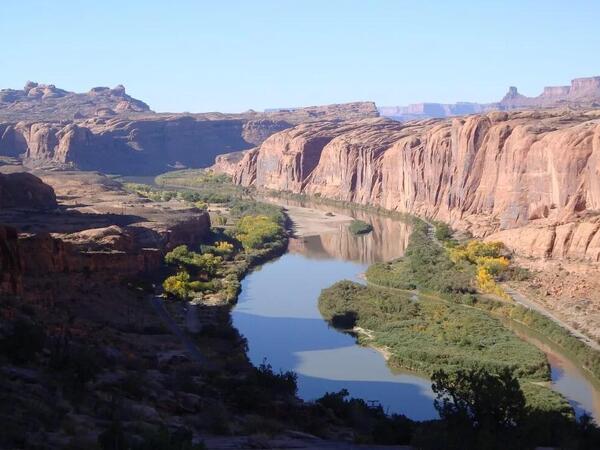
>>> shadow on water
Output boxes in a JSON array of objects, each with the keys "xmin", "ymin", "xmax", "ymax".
[
  {"xmin": 233, "ymin": 309, "xmax": 436, "ymax": 420},
  {"xmin": 232, "ymin": 248, "xmax": 438, "ymax": 420}
]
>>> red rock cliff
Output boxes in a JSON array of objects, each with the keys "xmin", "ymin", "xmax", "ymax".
[{"xmin": 230, "ymin": 110, "xmax": 600, "ymax": 261}]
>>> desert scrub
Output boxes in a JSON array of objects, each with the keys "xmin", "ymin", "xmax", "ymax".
[
  {"xmin": 473, "ymin": 296, "xmax": 600, "ymax": 381},
  {"xmin": 348, "ymin": 219, "xmax": 373, "ymax": 235},
  {"xmin": 448, "ymin": 240, "xmax": 511, "ymax": 300},
  {"xmin": 154, "ymin": 169, "xmax": 244, "ymax": 204}
]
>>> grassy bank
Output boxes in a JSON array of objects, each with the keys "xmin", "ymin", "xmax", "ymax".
[
  {"xmin": 318, "ymin": 217, "xmax": 595, "ymax": 415},
  {"xmin": 319, "ymin": 281, "xmax": 550, "ymax": 380}
]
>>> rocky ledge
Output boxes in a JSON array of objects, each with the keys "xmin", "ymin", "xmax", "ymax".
[{"xmin": 0, "ymin": 169, "xmax": 210, "ymax": 299}]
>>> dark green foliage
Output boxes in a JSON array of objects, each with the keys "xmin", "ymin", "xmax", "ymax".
[
  {"xmin": 420, "ymin": 368, "xmax": 600, "ymax": 450},
  {"xmin": 253, "ymin": 359, "xmax": 298, "ymax": 396},
  {"xmin": 366, "ymin": 222, "xmax": 475, "ymax": 295},
  {"xmin": 348, "ymin": 219, "xmax": 373, "ymax": 235},
  {"xmin": 432, "ymin": 367, "xmax": 526, "ymax": 432},
  {"xmin": 433, "ymin": 221, "xmax": 453, "ymax": 241},
  {"xmin": 316, "ymin": 389, "xmax": 413, "ymax": 444},
  {"xmin": 155, "ymin": 169, "xmax": 242, "ymax": 204},
  {"xmin": 474, "ymin": 297, "xmax": 600, "ymax": 381},
  {"xmin": 99, "ymin": 422, "xmax": 205, "ymax": 450},
  {"xmin": 212, "ymin": 359, "xmax": 297, "ymax": 415},
  {"xmin": 319, "ymin": 281, "xmax": 550, "ymax": 380},
  {"xmin": 228, "ymin": 199, "xmax": 285, "ymax": 225}
]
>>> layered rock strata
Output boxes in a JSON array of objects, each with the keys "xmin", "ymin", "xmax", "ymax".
[
  {"xmin": 228, "ymin": 110, "xmax": 600, "ymax": 262},
  {"xmin": 0, "ymin": 170, "xmax": 210, "ymax": 299}
]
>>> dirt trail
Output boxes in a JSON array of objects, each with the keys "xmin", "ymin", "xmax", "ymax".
[{"xmin": 502, "ymin": 285, "xmax": 600, "ymax": 352}]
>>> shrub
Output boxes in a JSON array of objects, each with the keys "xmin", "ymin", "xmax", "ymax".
[
  {"xmin": 235, "ymin": 215, "xmax": 285, "ymax": 250},
  {"xmin": 434, "ymin": 221, "xmax": 453, "ymax": 241},
  {"xmin": 163, "ymin": 271, "xmax": 193, "ymax": 300},
  {"xmin": 349, "ymin": 219, "xmax": 373, "ymax": 235},
  {"xmin": 165, "ymin": 245, "xmax": 222, "ymax": 277}
]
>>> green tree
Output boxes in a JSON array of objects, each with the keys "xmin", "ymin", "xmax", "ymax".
[
  {"xmin": 163, "ymin": 271, "xmax": 193, "ymax": 300},
  {"xmin": 431, "ymin": 367, "xmax": 526, "ymax": 448},
  {"xmin": 235, "ymin": 215, "xmax": 284, "ymax": 250}
]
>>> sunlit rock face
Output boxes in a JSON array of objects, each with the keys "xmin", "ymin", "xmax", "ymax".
[
  {"xmin": 231, "ymin": 110, "xmax": 600, "ymax": 262},
  {"xmin": 0, "ymin": 81, "xmax": 379, "ymax": 176}
]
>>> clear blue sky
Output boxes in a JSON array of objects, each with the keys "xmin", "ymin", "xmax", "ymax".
[{"xmin": 2, "ymin": 0, "xmax": 599, "ymax": 112}]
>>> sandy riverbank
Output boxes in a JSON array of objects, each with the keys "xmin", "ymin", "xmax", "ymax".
[{"xmin": 266, "ymin": 199, "xmax": 356, "ymax": 237}]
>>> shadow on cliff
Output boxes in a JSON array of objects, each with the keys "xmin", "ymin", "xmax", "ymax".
[{"xmin": 0, "ymin": 207, "xmax": 148, "ymax": 234}]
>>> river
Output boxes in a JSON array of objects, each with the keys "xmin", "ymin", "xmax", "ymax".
[{"xmin": 231, "ymin": 197, "xmax": 600, "ymax": 421}]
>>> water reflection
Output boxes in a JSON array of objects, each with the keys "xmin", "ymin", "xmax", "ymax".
[
  {"xmin": 270, "ymin": 196, "xmax": 412, "ymax": 263},
  {"xmin": 233, "ymin": 253, "xmax": 437, "ymax": 419},
  {"xmin": 506, "ymin": 321, "xmax": 600, "ymax": 422}
]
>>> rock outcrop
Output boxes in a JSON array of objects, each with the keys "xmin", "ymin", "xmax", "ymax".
[
  {"xmin": 0, "ymin": 82, "xmax": 151, "ymax": 121},
  {"xmin": 499, "ymin": 77, "xmax": 600, "ymax": 109},
  {"xmin": 0, "ymin": 172, "xmax": 57, "ymax": 209},
  {"xmin": 228, "ymin": 110, "xmax": 600, "ymax": 262},
  {"xmin": 0, "ymin": 169, "xmax": 211, "ymax": 300}
]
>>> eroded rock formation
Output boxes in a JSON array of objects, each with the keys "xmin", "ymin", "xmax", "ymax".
[
  {"xmin": 0, "ymin": 169, "xmax": 210, "ymax": 300},
  {"xmin": 0, "ymin": 82, "xmax": 378, "ymax": 175},
  {"xmin": 228, "ymin": 110, "xmax": 600, "ymax": 262},
  {"xmin": 0, "ymin": 82, "xmax": 151, "ymax": 121},
  {"xmin": 0, "ymin": 172, "xmax": 57, "ymax": 209}
]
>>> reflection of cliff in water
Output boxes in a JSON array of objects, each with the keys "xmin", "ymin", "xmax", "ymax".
[{"xmin": 280, "ymin": 198, "xmax": 412, "ymax": 264}]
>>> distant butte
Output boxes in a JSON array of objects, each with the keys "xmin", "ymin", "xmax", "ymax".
[{"xmin": 379, "ymin": 76, "xmax": 600, "ymax": 121}]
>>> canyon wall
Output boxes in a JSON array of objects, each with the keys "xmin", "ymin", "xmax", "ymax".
[
  {"xmin": 229, "ymin": 110, "xmax": 600, "ymax": 262},
  {"xmin": 0, "ymin": 98, "xmax": 378, "ymax": 175}
]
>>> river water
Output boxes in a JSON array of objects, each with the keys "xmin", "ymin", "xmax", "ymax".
[{"xmin": 230, "ymin": 199, "xmax": 600, "ymax": 421}]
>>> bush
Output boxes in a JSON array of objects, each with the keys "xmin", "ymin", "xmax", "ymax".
[
  {"xmin": 349, "ymin": 220, "xmax": 373, "ymax": 235},
  {"xmin": 434, "ymin": 221, "xmax": 453, "ymax": 241},
  {"xmin": 319, "ymin": 281, "xmax": 549, "ymax": 381},
  {"xmin": 163, "ymin": 271, "xmax": 193, "ymax": 300},
  {"xmin": 235, "ymin": 215, "xmax": 285, "ymax": 250},
  {"xmin": 165, "ymin": 245, "xmax": 222, "ymax": 277}
]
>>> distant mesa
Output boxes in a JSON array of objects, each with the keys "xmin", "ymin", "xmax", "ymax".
[
  {"xmin": 379, "ymin": 76, "xmax": 600, "ymax": 121},
  {"xmin": 0, "ymin": 81, "xmax": 152, "ymax": 121}
]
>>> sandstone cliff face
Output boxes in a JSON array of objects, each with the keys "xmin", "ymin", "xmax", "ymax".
[
  {"xmin": 229, "ymin": 110, "xmax": 600, "ymax": 262},
  {"xmin": 0, "ymin": 117, "xmax": 258, "ymax": 174},
  {"xmin": 0, "ymin": 102, "xmax": 378, "ymax": 175},
  {"xmin": 0, "ymin": 226, "xmax": 22, "ymax": 295}
]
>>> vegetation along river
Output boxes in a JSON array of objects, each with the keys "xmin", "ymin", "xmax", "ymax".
[{"xmin": 231, "ymin": 197, "xmax": 600, "ymax": 421}]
